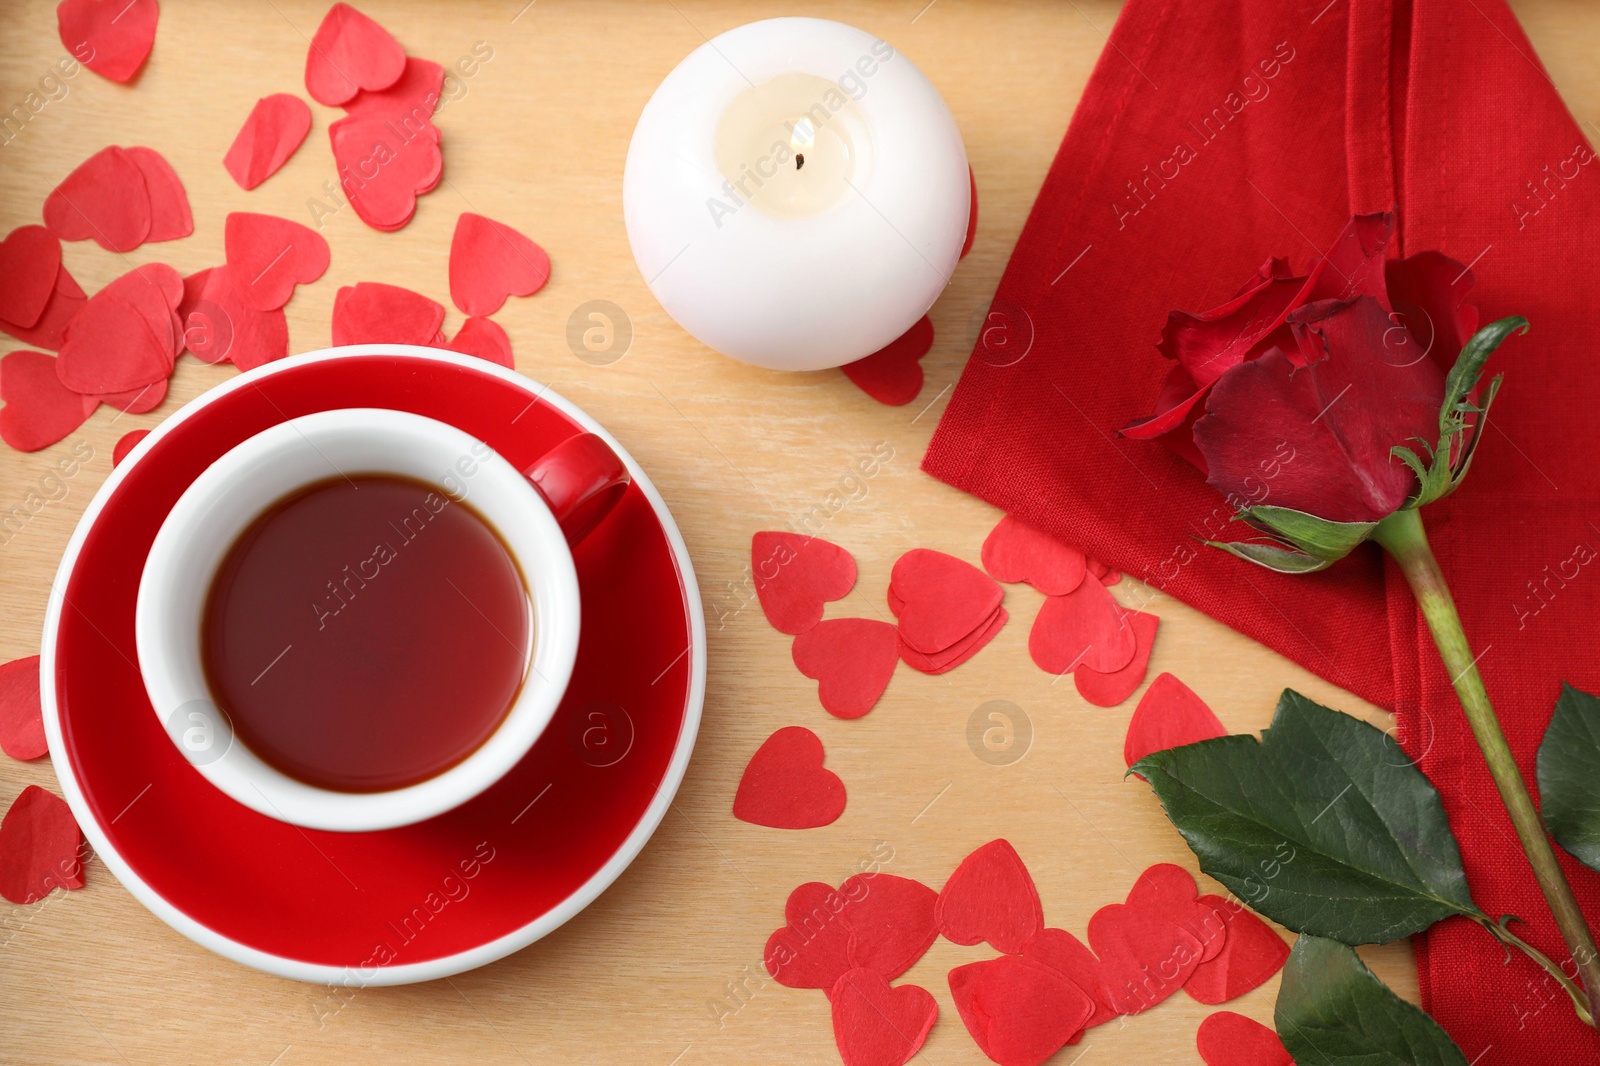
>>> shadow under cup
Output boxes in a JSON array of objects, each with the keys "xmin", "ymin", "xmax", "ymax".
[{"xmin": 135, "ymin": 409, "xmax": 583, "ymax": 833}]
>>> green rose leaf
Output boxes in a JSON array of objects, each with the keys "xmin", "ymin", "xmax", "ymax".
[
  {"xmin": 1536, "ymin": 683, "xmax": 1600, "ymax": 874},
  {"xmin": 1131, "ymin": 689, "xmax": 1486, "ymax": 943},
  {"xmin": 1275, "ymin": 935, "xmax": 1468, "ymax": 1066}
]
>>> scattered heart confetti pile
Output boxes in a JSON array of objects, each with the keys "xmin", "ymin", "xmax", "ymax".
[{"xmin": 766, "ymin": 841, "xmax": 1290, "ymax": 1066}]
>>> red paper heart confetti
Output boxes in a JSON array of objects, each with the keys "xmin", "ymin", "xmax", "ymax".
[
  {"xmin": 936, "ymin": 839, "xmax": 1043, "ymax": 954},
  {"xmin": 43, "ymin": 146, "xmax": 150, "ymax": 252},
  {"xmin": 1123, "ymin": 673, "xmax": 1227, "ymax": 769},
  {"xmin": 896, "ymin": 606, "xmax": 1006, "ymax": 675},
  {"xmin": 112, "ymin": 428, "xmax": 149, "ymax": 467},
  {"xmin": 1184, "ymin": 895, "xmax": 1290, "ymax": 1004},
  {"xmin": 1196, "ymin": 1011, "xmax": 1293, "ymax": 1066},
  {"xmin": 57, "ymin": 263, "xmax": 182, "ymax": 393},
  {"xmin": 1089, "ymin": 557, "xmax": 1122, "ymax": 586},
  {"xmin": 0, "ymin": 657, "xmax": 46, "ymax": 761},
  {"xmin": 831, "ymin": 969, "xmax": 937, "ymax": 1066},
  {"xmin": 177, "ymin": 266, "xmax": 291, "ymax": 371},
  {"xmin": 1022, "ymin": 927, "xmax": 1117, "ymax": 1032},
  {"xmin": 56, "ymin": 0, "xmax": 158, "ymax": 83},
  {"xmin": 1029, "ymin": 575, "xmax": 1135, "ymax": 675},
  {"xmin": 981, "ymin": 514, "xmax": 1088, "ymax": 596},
  {"xmin": 304, "ymin": 2, "xmax": 407, "ymax": 106},
  {"xmin": 948, "ymin": 955, "xmax": 1096, "ymax": 1066},
  {"xmin": 764, "ymin": 880, "xmax": 856, "ymax": 991},
  {"xmin": 225, "ymin": 94, "xmax": 313, "ymax": 190},
  {"xmin": 0, "ymin": 785, "xmax": 83, "ymax": 904},
  {"xmin": 792, "ymin": 618, "xmax": 898, "ymax": 719},
  {"xmin": 1088, "ymin": 896, "xmax": 1205, "ymax": 1016},
  {"xmin": 838, "ymin": 873, "xmax": 939, "ymax": 979},
  {"xmin": 329, "ymin": 115, "xmax": 442, "ymax": 232},
  {"xmin": 890, "ymin": 549, "xmax": 1003, "ymax": 656},
  {"xmin": 449, "ymin": 213, "xmax": 552, "ymax": 317},
  {"xmin": 752, "ymin": 532, "xmax": 857, "ymax": 636},
  {"xmin": 1074, "ymin": 610, "xmax": 1158, "ymax": 708},
  {"xmin": 446, "ymin": 316, "xmax": 513, "ymax": 368},
  {"xmin": 331, "ymin": 282, "xmax": 445, "ymax": 346},
  {"xmin": 345, "ymin": 56, "xmax": 444, "ymax": 126},
  {"xmin": 0, "ymin": 265, "xmax": 86, "ymax": 352},
  {"xmin": 0, "ymin": 227, "xmax": 62, "ymax": 330},
  {"xmin": 734, "ymin": 726, "xmax": 845, "ymax": 830},
  {"xmin": 1126, "ymin": 863, "xmax": 1224, "ymax": 963},
  {"xmin": 224, "ymin": 212, "xmax": 331, "ymax": 311},
  {"xmin": 840, "ymin": 315, "xmax": 932, "ymax": 407},
  {"xmin": 123, "ymin": 147, "xmax": 193, "ymax": 243},
  {"xmin": 94, "ymin": 377, "xmax": 166, "ymax": 414},
  {"xmin": 0, "ymin": 350, "xmax": 97, "ymax": 451}
]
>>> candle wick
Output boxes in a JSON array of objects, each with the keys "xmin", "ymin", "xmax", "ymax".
[{"xmin": 795, "ymin": 153, "xmax": 805, "ymax": 171}]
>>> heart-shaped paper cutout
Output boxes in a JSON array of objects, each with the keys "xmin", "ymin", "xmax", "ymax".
[
  {"xmin": 0, "ymin": 265, "xmax": 85, "ymax": 351},
  {"xmin": 225, "ymin": 212, "xmax": 331, "ymax": 311},
  {"xmin": 763, "ymin": 880, "xmax": 856, "ymax": 991},
  {"xmin": 1088, "ymin": 898, "xmax": 1204, "ymax": 1015},
  {"xmin": 1124, "ymin": 672, "xmax": 1227, "ymax": 770},
  {"xmin": 1127, "ymin": 863, "xmax": 1224, "ymax": 963},
  {"xmin": 733, "ymin": 726, "xmax": 845, "ymax": 830},
  {"xmin": 936, "ymin": 839, "xmax": 1043, "ymax": 954},
  {"xmin": 948, "ymin": 955, "xmax": 1096, "ymax": 1066},
  {"xmin": 0, "ymin": 785, "xmax": 83, "ymax": 904},
  {"xmin": 831, "ymin": 969, "xmax": 937, "ymax": 1066},
  {"xmin": 123, "ymin": 147, "xmax": 192, "ymax": 242},
  {"xmin": 751, "ymin": 531, "xmax": 857, "ymax": 636},
  {"xmin": 1184, "ymin": 894, "xmax": 1289, "ymax": 1004},
  {"xmin": 0, "ymin": 226, "xmax": 62, "ymax": 329},
  {"xmin": 897, "ymin": 606, "xmax": 1006, "ymax": 675},
  {"xmin": 343, "ymin": 56, "xmax": 445, "ymax": 124},
  {"xmin": 112, "ymin": 428, "xmax": 149, "ymax": 467},
  {"xmin": 0, "ymin": 656, "xmax": 46, "ymax": 760},
  {"xmin": 94, "ymin": 377, "xmax": 166, "ymax": 414},
  {"xmin": 178, "ymin": 267, "xmax": 290, "ymax": 371},
  {"xmin": 1089, "ymin": 557, "xmax": 1121, "ymax": 585},
  {"xmin": 446, "ymin": 316, "xmax": 514, "ymax": 368},
  {"xmin": 56, "ymin": 0, "xmax": 158, "ymax": 83},
  {"xmin": 981, "ymin": 514, "xmax": 1088, "ymax": 596},
  {"xmin": 304, "ymin": 2, "xmax": 406, "ymax": 106},
  {"xmin": 838, "ymin": 873, "xmax": 939, "ymax": 979},
  {"xmin": 1028, "ymin": 575, "xmax": 1136, "ymax": 675},
  {"xmin": 840, "ymin": 315, "xmax": 932, "ymax": 407},
  {"xmin": 329, "ymin": 116, "xmax": 442, "ymax": 232},
  {"xmin": 1196, "ymin": 1011, "xmax": 1293, "ymax": 1066},
  {"xmin": 331, "ymin": 282, "xmax": 445, "ymax": 346},
  {"xmin": 43, "ymin": 146, "xmax": 150, "ymax": 252},
  {"xmin": 890, "ymin": 548, "xmax": 1003, "ymax": 655},
  {"xmin": 225, "ymin": 94, "xmax": 313, "ymax": 190},
  {"xmin": 1074, "ymin": 610, "xmax": 1158, "ymax": 707},
  {"xmin": 1022, "ymin": 928, "xmax": 1117, "ymax": 1032},
  {"xmin": 0, "ymin": 349, "xmax": 96, "ymax": 451},
  {"xmin": 56, "ymin": 263, "xmax": 181, "ymax": 394},
  {"xmin": 792, "ymin": 618, "xmax": 897, "ymax": 719},
  {"xmin": 449, "ymin": 213, "xmax": 551, "ymax": 317}
]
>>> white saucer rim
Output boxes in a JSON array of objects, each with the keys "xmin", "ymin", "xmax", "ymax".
[{"xmin": 39, "ymin": 344, "xmax": 707, "ymax": 987}]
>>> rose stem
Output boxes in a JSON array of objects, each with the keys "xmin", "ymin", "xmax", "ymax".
[{"xmin": 1375, "ymin": 507, "xmax": 1600, "ymax": 1026}]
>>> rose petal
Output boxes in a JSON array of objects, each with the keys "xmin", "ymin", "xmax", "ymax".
[{"xmin": 1196, "ymin": 297, "xmax": 1445, "ymax": 523}]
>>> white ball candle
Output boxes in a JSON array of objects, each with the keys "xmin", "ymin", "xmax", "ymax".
[{"xmin": 624, "ymin": 18, "xmax": 969, "ymax": 371}]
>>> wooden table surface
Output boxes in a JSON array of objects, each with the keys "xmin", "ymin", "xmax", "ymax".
[{"xmin": 2, "ymin": 1, "xmax": 1597, "ymax": 1063}]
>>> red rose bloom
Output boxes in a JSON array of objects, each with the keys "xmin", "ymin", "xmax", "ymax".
[{"xmin": 1123, "ymin": 212, "xmax": 1481, "ymax": 523}]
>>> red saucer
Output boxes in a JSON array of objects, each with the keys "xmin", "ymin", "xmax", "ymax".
[{"xmin": 41, "ymin": 348, "xmax": 703, "ymax": 983}]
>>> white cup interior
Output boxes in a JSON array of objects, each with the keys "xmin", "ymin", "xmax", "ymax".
[{"xmin": 135, "ymin": 408, "xmax": 581, "ymax": 832}]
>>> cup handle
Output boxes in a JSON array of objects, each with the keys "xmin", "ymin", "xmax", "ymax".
[{"xmin": 523, "ymin": 433, "xmax": 631, "ymax": 546}]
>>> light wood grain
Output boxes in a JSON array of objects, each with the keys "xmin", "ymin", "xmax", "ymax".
[{"xmin": 2, "ymin": 2, "xmax": 1597, "ymax": 1063}]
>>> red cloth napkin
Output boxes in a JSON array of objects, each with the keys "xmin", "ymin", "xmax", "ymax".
[{"xmin": 924, "ymin": 0, "xmax": 1600, "ymax": 1060}]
